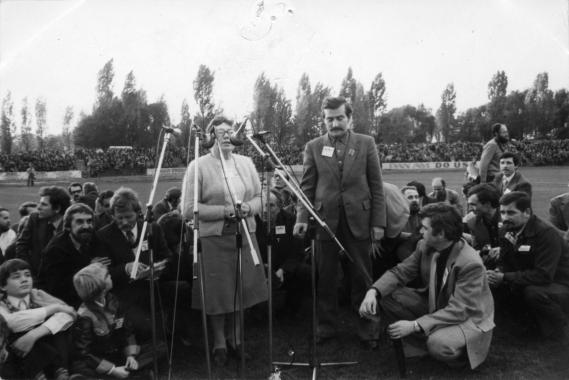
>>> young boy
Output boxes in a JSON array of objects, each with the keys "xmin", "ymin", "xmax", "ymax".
[
  {"xmin": 71, "ymin": 263, "xmax": 158, "ymax": 379},
  {"xmin": 0, "ymin": 259, "xmax": 75, "ymax": 380}
]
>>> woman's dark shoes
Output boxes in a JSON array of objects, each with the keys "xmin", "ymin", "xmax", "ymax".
[
  {"xmin": 213, "ymin": 347, "xmax": 228, "ymax": 366},
  {"xmin": 227, "ymin": 342, "xmax": 251, "ymax": 361}
]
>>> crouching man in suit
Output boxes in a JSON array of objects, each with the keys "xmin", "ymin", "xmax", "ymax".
[{"xmin": 359, "ymin": 203, "xmax": 495, "ymax": 369}]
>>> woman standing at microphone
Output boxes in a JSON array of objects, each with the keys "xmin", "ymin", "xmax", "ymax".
[{"xmin": 182, "ymin": 116, "xmax": 268, "ymax": 366}]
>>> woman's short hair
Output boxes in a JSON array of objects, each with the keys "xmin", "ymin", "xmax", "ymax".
[{"xmin": 73, "ymin": 263, "xmax": 108, "ymax": 302}]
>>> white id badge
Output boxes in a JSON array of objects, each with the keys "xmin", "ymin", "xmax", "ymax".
[
  {"xmin": 275, "ymin": 225, "xmax": 286, "ymax": 235},
  {"xmin": 518, "ymin": 245, "xmax": 531, "ymax": 252},
  {"xmin": 141, "ymin": 240, "xmax": 149, "ymax": 251},
  {"xmin": 321, "ymin": 146, "xmax": 334, "ymax": 157}
]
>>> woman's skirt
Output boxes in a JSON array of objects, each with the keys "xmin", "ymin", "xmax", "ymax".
[{"xmin": 192, "ymin": 222, "xmax": 268, "ymax": 315}]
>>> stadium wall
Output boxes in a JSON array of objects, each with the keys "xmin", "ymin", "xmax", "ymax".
[
  {"xmin": 146, "ymin": 161, "xmax": 472, "ymax": 177},
  {"xmin": 0, "ymin": 170, "xmax": 82, "ymax": 181}
]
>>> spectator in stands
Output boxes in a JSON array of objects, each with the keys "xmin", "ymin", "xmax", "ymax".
[
  {"xmin": 94, "ymin": 190, "xmax": 114, "ymax": 231},
  {"xmin": 71, "ymin": 263, "xmax": 159, "ymax": 379},
  {"xmin": 68, "ymin": 183, "xmax": 83, "ymax": 204},
  {"xmin": 79, "ymin": 182, "xmax": 99, "ymax": 210},
  {"xmin": 487, "ymin": 192, "xmax": 569, "ymax": 342},
  {"xmin": 40, "ymin": 203, "xmax": 109, "ymax": 308},
  {"xmin": 359, "ymin": 203, "xmax": 494, "ymax": 369},
  {"xmin": 256, "ymin": 190, "xmax": 310, "ymax": 317},
  {"xmin": 0, "ymin": 259, "xmax": 75, "ymax": 380},
  {"xmin": 549, "ymin": 184, "xmax": 569, "ymax": 241},
  {"xmin": 407, "ymin": 181, "xmax": 433, "ymax": 207},
  {"xmin": 0, "ymin": 209, "xmax": 16, "ymax": 262},
  {"xmin": 464, "ymin": 184, "xmax": 501, "ymax": 268},
  {"xmin": 153, "ymin": 187, "xmax": 181, "ymax": 221},
  {"xmin": 429, "ymin": 177, "xmax": 464, "ymax": 216},
  {"xmin": 479, "ymin": 123, "xmax": 510, "ymax": 183},
  {"xmin": 15, "ymin": 186, "xmax": 71, "ymax": 276},
  {"xmin": 492, "ymin": 152, "xmax": 532, "ymax": 197}
]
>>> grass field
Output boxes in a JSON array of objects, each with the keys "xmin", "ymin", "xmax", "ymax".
[{"xmin": 0, "ymin": 166, "xmax": 568, "ymax": 379}]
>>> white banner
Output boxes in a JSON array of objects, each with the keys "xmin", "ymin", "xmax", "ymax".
[
  {"xmin": 0, "ymin": 170, "xmax": 82, "ymax": 181},
  {"xmin": 382, "ymin": 161, "xmax": 471, "ymax": 170}
]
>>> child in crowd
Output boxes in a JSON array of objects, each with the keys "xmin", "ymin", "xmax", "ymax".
[
  {"xmin": 71, "ymin": 263, "xmax": 157, "ymax": 379},
  {"xmin": 0, "ymin": 259, "xmax": 75, "ymax": 380}
]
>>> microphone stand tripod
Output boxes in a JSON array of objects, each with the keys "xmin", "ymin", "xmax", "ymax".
[
  {"xmin": 130, "ymin": 129, "xmax": 176, "ymax": 380},
  {"xmin": 187, "ymin": 126, "xmax": 213, "ymax": 379},
  {"xmin": 245, "ymin": 135, "xmax": 359, "ymax": 379},
  {"xmin": 215, "ymin": 140, "xmax": 261, "ymax": 380}
]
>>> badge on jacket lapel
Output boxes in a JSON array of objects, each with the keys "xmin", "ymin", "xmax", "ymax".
[
  {"xmin": 321, "ymin": 146, "xmax": 334, "ymax": 157},
  {"xmin": 348, "ymin": 148, "xmax": 355, "ymax": 156},
  {"xmin": 275, "ymin": 225, "xmax": 286, "ymax": 235},
  {"xmin": 518, "ymin": 245, "xmax": 531, "ymax": 254}
]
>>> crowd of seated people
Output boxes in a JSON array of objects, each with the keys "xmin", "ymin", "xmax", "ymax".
[{"xmin": 0, "ymin": 148, "xmax": 567, "ymax": 377}]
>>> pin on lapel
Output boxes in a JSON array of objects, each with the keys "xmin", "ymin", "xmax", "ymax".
[{"xmin": 348, "ymin": 148, "xmax": 355, "ymax": 156}]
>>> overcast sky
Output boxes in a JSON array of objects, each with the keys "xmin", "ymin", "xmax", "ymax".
[{"xmin": 1, "ymin": 0, "xmax": 568, "ymax": 135}]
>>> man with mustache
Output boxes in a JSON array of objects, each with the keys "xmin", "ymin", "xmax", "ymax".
[
  {"xmin": 40, "ymin": 203, "xmax": 109, "ymax": 308},
  {"xmin": 479, "ymin": 123, "xmax": 510, "ymax": 183},
  {"xmin": 428, "ymin": 178, "xmax": 464, "ymax": 216},
  {"xmin": 492, "ymin": 152, "xmax": 532, "ymax": 197},
  {"xmin": 0, "ymin": 209, "xmax": 16, "ymax": 261},
  {"xmin": 464, "ymin": 184, "xmax": 501, "ymax": 252},
  {"xmin": 487, "ymin": 191, "xmax": 569, "ymax": 342},
  {"xmin": 293, "ymin": 96, "xmax": 386, "ymax": 350},
  {"xmin": 394, "ymin": 186, "xmax": 423, "ymax": 262}
]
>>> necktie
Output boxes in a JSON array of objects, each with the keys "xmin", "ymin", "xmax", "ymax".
[
  {"xmin": 428, "ymin": 251, "xmax": 440, "ymax": 313},
  {"xmin": 126, "ymin": 230, "xmax": 135, "ymax": 246},
  {"xmin": 18, "ymin": 299, "xmax": 28, "ymax": 311}
]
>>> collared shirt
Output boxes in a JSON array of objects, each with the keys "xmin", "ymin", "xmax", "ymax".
[
  {"xmin": 123, "ymin": 224, "xmax": 139, "ymax": 243},
  {"xmin": 7, "ymin": 295, "xmax": 30, "ymax": 311},
  {"xmin": 435, "ymin": 243, "xmax": 455, "ymax": 295},
  {"xmin": 502, "ymin": 173, "xmax": 515, "ymax": 188},
  {"xmin": 328, "ymin": 131, "xmax": 350, "ymax": 169}
]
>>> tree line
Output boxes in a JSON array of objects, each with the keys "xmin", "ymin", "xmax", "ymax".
[{"xmin": 1, "ymin": 61, "xmax": 568, "ymax": 154}]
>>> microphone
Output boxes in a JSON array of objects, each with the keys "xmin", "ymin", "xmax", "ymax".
[
  {"xmin": 253, "ymin": 130, "xmax": 271, "ymax": 139},
  {"xmin": 228, "ymin": 117, "xmax": 248, "ymax": 146},
  {"xmin": 162, "ymin": 126, "xmax": 182, "ymax": 135}
]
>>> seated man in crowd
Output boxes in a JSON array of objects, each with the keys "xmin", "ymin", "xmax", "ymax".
[
  {"xmin": 153, "ymin": 187, "xmax": 181, "ymax": 221},
  {"xmin": 256, "ymin": 190, "xmax": 309, "ymax": 317},
  {"xmin": 94, "ymin": 190, "xmax": 114, "ymax": 231},
  {"xmin": 487, "ymin": 192, "xmax": 569, "ymax": 343},
  {"xmin": 16, "ymin": 186, "xmax": 71, "ymax": 277},
  {"xmin": 68, "ymin": 182, "xmax": 83, "ymax": 204},
  {"xmin": 371, "ymin": 182, "xmax": 410, "ymax": 277},
  {"xmin": 97, "ymin": 187, "xmax": 192, "ymax": 343},
  {"xmin": 12, "ymin": 201, "xmax": 38, "ymax": 235},
  {"xmin": 40, "ymin": 203, "xmax": 110, "ymax": 308},
  {"xmin": 0, "ymin": 259, "xmax": 76, "ymax": 380},
  {"xmin": 429, "ymin": 177, "xmax": 464, "ymax": 216},
  {"xmin": 394, "ymin": 186, "xmax": 423, "ymax": 262},
  {"xmin": 407, "ymin": 181, "xmax": 433, "ymax": 207},
  {"xmin": 549, "ymin": 183, "xmax": 569, "ymax": 241},
  {"xmin": 492, "ymin": 152, "xmax": 532, "ymax": 197},
  {"xmin": 464, "ymin": 184, "xmax": 501, "ymax": 265},
  {"xmin": 79, "ymin": 182, "xmax": 99, "ymax": 210},
  {"xmin": 359, "ymin": 203, "xmax": 494, "ymax": 369},
  {"xmin": 0, "ymin": 208, "xmax": 16, "ymax": 262}
]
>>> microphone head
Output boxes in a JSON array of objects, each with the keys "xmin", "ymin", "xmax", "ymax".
[
  {"xmin": 201, "ymin": 134, "xmax": 216, "ymax": 149},
  {"xmin": 229, "ymin": 136, "xmax": 244, "ymax": 146},
  {"xmin": 162, "ymin": 126, "xmax": 182, "ymax": 135}
]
